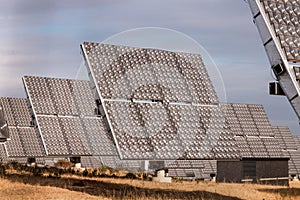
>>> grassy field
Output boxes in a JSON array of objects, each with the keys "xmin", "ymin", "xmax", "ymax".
[{"xmin": 1, "ymin": 169, "xmax": 300, "ymax": 200}]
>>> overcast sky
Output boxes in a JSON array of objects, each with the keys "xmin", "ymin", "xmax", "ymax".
[{"xmin": 0, "ymin": 0, "xmax": 299, "ymax": 135}]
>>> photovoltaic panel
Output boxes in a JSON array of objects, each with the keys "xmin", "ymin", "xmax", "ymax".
[
  {"xmin": 5, "ymin": 127, "xmax": 25, "ymax": 157},
  {"xmin": 81, "ymin": 42, "xmax": 218, "ymax": 104},
  {"xmin": 24, "ymin": 76, "xmax": 119, "ymax": 161},
  {"xmin": 104, "ymin": 100, "xmax": 239, "ymax": 160},
  {"xmin": 164, "ymin": 160, "xmax": 205, "ymax": 169},
  {"xmin": 18, "ymin": 128, "xmax": 45, "ymax": 157},
  {"xmin": 81, "ymin": 156, "xmax": 102, "ymax": 168},
  {"xmin": 36, "ymin": 115, "xmax": 117, "ymax": 157},
  {"xmin": 222, "ymin": 103, "xmax": 283, "ymax": 158},
  {"xmin": 272, "ymin": 126, "xmax": 300, "ymax": 176},
  {"xmin": 81, "ymin": 117, "xmax": 117, "ymax": 156},
  {"xmin": 286, "ymin": 151, "xmax": 300, "ymax": 175},
  {"xmin": 4, "ymin": 127, "xmax": 45, "ymax": 157},
  {"xmin": 0, "ymin": 106, "xmax": 8, "ymax": 141},
  {"xmin": 0, "ymin": 97, "xmax": 46, "ymax": 158},
  {"xmin": 273, "ymin": 126, "xmax": 297, "ymax": 150},
  {"xmin": 80, "ymin": 155, "xmax": 142, "ymax": 170},
  {"xmin": 37, "ymin": 116, "xmax": 69, "ymax": 156},
  {"xmin": 222, "ymin": 103, "xmax": 274, "ymax": 137},
  {"xmin": 167, "ymin": 160, "xmax": 216, "ymax": 180},
  {"xmin": 202, "ymin": 160, "xmax": 217, "ymax": 174},
  {"xmin": 248, "ymin": 0, "xmax": 300, "ymax": 124},
  {"xmin": 23, "ymin": 76, "xmax": 97, "ymax": 116},
  {"xmin": 81, "ymin": 42, "xmax": 241, "ymax": 160},
  {"xmin": 0, "ymin": 98, "xmax": 32, "ymax": 127},
  {"xmin": 293, "ymin": 136, "xmax": 300, "ymax": 149},
  {"xmin": 258, "ymin": 0, "xmax": 300, "ymax": 62}
]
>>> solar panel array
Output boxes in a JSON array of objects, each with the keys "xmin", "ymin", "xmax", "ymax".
[
  {"xmin": 167, "ymin": 160, "xmax": 216, "ymax": 180},
  {"xmin": 0, "ymin": 98, "xmax": 45, "ymax": 158},
  {"xmin": 272, "ymin": 126, "xmax": 300, "ymax": 176},
  {"xmin": 273, "ymin": 126, "xmax": 297, "ymax": 150},
  {"xmin": 222, "ymin": 103, "xmax": 283, "ymax": 158},
  {"xmin": 164, "ymin": 160, "xmax": 205, "ymax": 169},
  {"xmin": 81, "ymin": 42, "xmax": 240, "ymax": 160},
  {"xmin": 0, "ymin": 42, "xmax": 292, "ymax": 176},
  {"xmin": 259, "ymin": 0, "xmax": 300, "ymax": 62},
  {"xmin": 166, "ymin": 160, "xmax": 216, "ymax": 179},
  {"xmin": 23, "ymin": 76, "xmax": 118, "ymax": 157}
]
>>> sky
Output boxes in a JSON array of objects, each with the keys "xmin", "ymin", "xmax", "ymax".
[{"xmin": 0, "ymin": 0, "xmax": 299, "ymax": 135}]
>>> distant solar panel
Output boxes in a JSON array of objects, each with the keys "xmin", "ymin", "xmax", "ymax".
[
  {"xmin": 286, "ymin": 150, "xmax": 300, "ymax": 176},
  {"xmin": 164, "ymin": 160, "xmax": 205, "ymax": 169},
  {"xmin": 222, "ymin": 103, "xmax": 274, "ymax": 137},
  {"xmin": 273, "ymin": 126, "xmax": 297, "ymax": 150},
  {"xmin": 272, "ymin": 126, "xmax": 300, "ymax": 176},
  {"xmin": 0, "ymin": 106, "xmax": 8, "ymax": 141},
  {"xmin": 0, "ymin": 98, "xmax": 32, "ymax": 127},
  {"xmin": 167, "ymin": 160, "xmax": 216, "ymax": 180},
  {"xmin": 23, "ymin": 76, "xmax": 97, "ymax": 116},
  {"xmin": 23, "ymin": 76, "xmax": 118, "ymax": 158},
  {"xmin": 81, "ymin": 42, "xmax": 239, "ymax": 160},
  {"xmin": 0, "ymin": 98, "xmax": 46, "ymax": 158},
  {"xmin": 293, "ymin": 136, "xmax": 300, "ymax": 148},
  {"xmin": 4, "ymin": 127, "xmax": 45, "ymax": 157},
  {"xmin": 222, "ymin": 103, "xmax": 283, "ymax": 158}
]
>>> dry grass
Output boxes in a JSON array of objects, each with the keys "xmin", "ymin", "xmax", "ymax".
[
  {"xmin": 0, "ymin": 177, "xmax": 106, "ymax": 200},
  {"xmin": 1, "ymin": 169, "xmax": 300, "ymax": 199}
]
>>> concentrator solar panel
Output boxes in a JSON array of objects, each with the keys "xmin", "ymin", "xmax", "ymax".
[
  {"xmin": 222, "ymin": 103, "xmax": 274, "ymax": 137},
  {"xmin": 272, "ymin": 126, "xmax": 300, "ymax": 176},
  {"xmin": 4, "ymin": 127, "xmax": 25, "ymax": 157},
  {"xmin": 0, "ymin": 98, "xmax": 32, "ymax": 127},
  {"xmin": 248, "ymin": 0, "xmax": 300, "ymax": 123},
  {"xmin": 24, "ymin": 76, "xmax": 118, "ymax": 158},
  {"xmin": 104, "ymin": 100, "xmax": 239, "ymax": 159},
  {"xmin": 36, "ymin": 115, "xmax": 117, "ymax": 157},
  {"xmin": 23, "ymin": 76, "xmax": 97, "ymax": 116},
  {"xmin": 0, "ymin": 97, "xmax": 46, "ymax": 158},
  {"xmin": 18, "ymin": 128, "xmax": 45, "ymax": 157},
  {"xmin": 4, "ymin": 127, "xmax": 46, "ymax": 157},
  {"xmin": 259, "ymin": 0, "xmax": 300, "ymax": 62},
  {"xmin": 81, "ymin": 42, "xmax": 240, "ymax": 160},
  {"xmin": 81, "ymin": 42, "xmax": 218, "ymax": 104},
  {"xmin": 0, "ymin": 106, "xmax": 8, "ymax": 141},
  {"xmin": 293, "ymin": 136, "xmax": 300, "ymax": 149},
  {"xmin": 164, "ymin": 160, "xmax": 205, "ymax": 169},
  {"xmin": 273, "ymin": 126, "xmax": 297, "ymax": 150},
  {"xmin": 36, "ymin": 116, "xmax": 69, "ymax": 156},
  {"xmin": 287, "ymin": 151, "xmax": 300, "ymax": 175},
  {"xmin": 81, "ymin": 117, "xmax": 117, "ymax": 156},
  {"xmin": 222, "ymin": 103, "xmax": 283, "ymax": 158}
]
